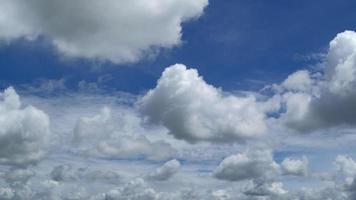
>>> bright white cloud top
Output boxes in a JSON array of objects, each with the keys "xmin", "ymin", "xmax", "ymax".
[
  {"xmin": 0, "ymin": 0, "xmax": 208, "ymax": 63},
  {"xmin": 139, "ymin": 64, "xmax": 267, "ymax": 143},
  {"xmin": 213, "ymin": 148, "xmax": 280, "ymax": 182},
  {"xmin": 277, "ymin": 30, "xmax": 356, "ymax": 132}
]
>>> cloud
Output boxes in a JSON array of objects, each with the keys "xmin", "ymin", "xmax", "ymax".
[
  {"xmin": 280, "ymin": 70, "xmax": 315, "ymax": 92},
  {"xmin": 72, "ymin": 107, "xmax": 176, "ymax": 160},
  {"xmin": 281, "ymin": 156, "xmax": 308, "ymax": 176},
  {"xmin": 243, "ymin": 180, "xmax": 288, "ymax": 198},
  {"xmin": 50, "ymin": 165, "xmax": 76, "ymax": 182},
  {"xmin": 4, "ymin": 169, "xmax": 35, "ymax": 185},
  {"xmin": 0, "ymin": 188, "xmax": 13, "ymax": 200},
  {"xmin": 277, "ymin": 31, "xmax": 356, "ymax": 132},
  {"xmin": 0, "ymin": 0, "xmax": 208, "ymax": 63},
  {"xmin": 98, "ymin": 178, "xmax": 160, "ymax": 200},
  {"xmin": 335, "ymin": 155, "xmax": 356, "ymax": 177},
  {"xmin": 213, "ymin": 148, "xmax": 279, "ymax": 182},
  {"xmin": 139, "ymin": 64, "xmax": 267, "ymax": 143},
  {"xmin": 0, "ymin": 87, "xmax": 51, "ymax": 167},
  {"xmin": 145, "ymin": 159, "xmax": 181, "ymax": 181}
]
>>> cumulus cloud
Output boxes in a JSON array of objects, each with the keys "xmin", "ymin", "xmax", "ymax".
[
  {"xmin": 280, "ymin": 70, "xmax": 315, "ymax": 92},
  {"xmin": 281, "ymin": 156, "xmax": 308, "ymax": 176},
  {"xmin": 97, "ymin": 178, "xmax": 160, "ymax": 200},
  {"xmin": 139, "ymin": 64, "xmax": 267, "ymax": 143},
  {"xmin": 73, "ymin": 107, "xmax": 175, "ymax": 160},
  {"xmin": 145, "ymin": 159, "xmax": 181, "ymax": 181},
  {"xmin": 0, "ymin": 87, "xmax": 51, "ymax": 167},
  {"xmin": 213, "ymin": 148, "xmax": 279, "ymax": 181},
  {"xmin": 50, "ymin": 165, "xmax": 76, "ymax": 182},
  {"xmin": 243, "ymin": 181, "xmax": 288, "ymax": 198},
  {"xmin": 278, "ymin": 31, "xmax": 356, "ymax": 132},
  {"xmin": 0, "ymin": 0, "xmax": 208, "ymax": 63},
  {"xmin": 335, "ymin": 155, "xmax": 356, "ymax": 177}
]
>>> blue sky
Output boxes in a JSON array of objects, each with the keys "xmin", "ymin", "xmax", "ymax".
[{"xmin": 2, "ymin": 0, "xmax": 356, "ymax": 199}]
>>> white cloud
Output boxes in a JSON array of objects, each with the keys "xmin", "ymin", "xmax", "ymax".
[
  {"xmin": 211, "ymin": 190, "xmax": 231, "ymax": 200},
  {"xmin": 139, "ymin": 64, "xmax": 267, "ymax": 143},
  {"xmin": 335, "ymin": 155, "xmax": 356, "ymax": 177},
  {"xmin": 281, "ymin": 70, "xmax": 314, "ymax": 92},
  {"xmin": 73, "ymin": 106, "xmax": 176, "ymax": 160},
  {"xmin": 281, "ymin": 156, "xmax": 308, "ymax": 176},
  {"xmin": 243, "ymin": 180, "xmax": 288, "ymax": 198},
  {"xmin": 100, "ymin": 178, "xmax": 160, "ymax": 200},
  {"xmin": 278, "ymin": 31, "xmax": 356, "ymax": 132},
  {"xmin": 145, "ymin": 159, "xmax": 181, "ymax": 181},
  {"xmin": 0, "ymin": 0, "xmax": 208, "ymax": 63},
  {"xmin": 213, "ymin": 148, "xmax": 279, "ymax": 181},
  {"xmin": 0, "ymin": 87, "xmax": 51, "ymax": 167}
]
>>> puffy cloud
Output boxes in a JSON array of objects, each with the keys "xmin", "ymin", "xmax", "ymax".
[
  {"xmin": 72, "ymin": 107, "xmax": 113, "ymax": 146},
  {"xmin": 50, "ymin": 165, "xmax": 76, "ymax": 182},
  {"xmin": 99, "ymin": 178, "xmax": 160, "ymax": 200},
  {"xmin": 139, "ymin": 64, "xmax": 267, "ymax": 143},
  {"xmin": 0, "ymin": 0, "xmax": 208, "ymax": 63},
  {"xmin": 278, "ymin": 31, "xmax": 356, "ymax": 132},
  {"xmin": 145, "ymin": 159, "xmax": 181, "ymax": 181},
  {"xmin": 213, "ymin": 148, "xmax": 279, "ymax": 181},
  {"xmin": 326, "ymin": 31, "xmax": 356, "ymax": 95},
  {"xmin": 281, "ymin": 70, "xmax": 314, "ymax": 92},
  {"xmin": 73, "ymin": 107, "xmax": 176, "ymax": 160},
  {"xmin": 211, "ymin": 190, "xmax": 231, "ymax": 200},
  {"xmin": 0, "ymin": 87, "xmax": 51, "ymax": 167},
  {"xmin": 281, "ymin": 156, "xmax": 308, "ymax": 176},
  {"xmin": 335, "ymin": 155, "xmax": 356, "ymax": 177},
  {"xmin": 243, "ymin": 181, "xmax": 288, "ymax": 198}
]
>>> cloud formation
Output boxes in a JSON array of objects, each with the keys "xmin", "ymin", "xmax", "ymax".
[
  {"xmin": 145, "ymin": 159, "xmax": 181, "ymax": 181},
  {"xmin": 278, "ymin": 31, "xmax": 356, "ymax": 132},
  {"xmin": 139, "ymin": 64, "xmax": 267, "ymax": 143},
  {"xmin": 73, "ymin": 107, "xmax": 176, "ymax": 160},
  {"xmin": 213, "ymin": 148, "xmax": 279, "ymax": 182},
  {"xmin": 0, "ymin": 0, "xmax": 208, "ymax": 63},
  {"xmin": 281, "ymin": 156, "xmax": 308, "ymax": 176},
  {"xmin": 0, "ymin": 87, "xmax": 51, "ymax": 167}
]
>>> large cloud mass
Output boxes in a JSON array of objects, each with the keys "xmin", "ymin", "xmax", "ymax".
[
  {"xmin": 277, "ymin": 31, "xmax": 356, "ymax": 132},
  {"xmin": 0, "ymin": 87, "xmax": 51, "ymax": 167},
  {"xmin": 139, "ymin": 64, "xmax": 267, "ymax": 143},
  {"xmin": 0, "ymin": 0, "xmax": 208, "ymax": 63}
]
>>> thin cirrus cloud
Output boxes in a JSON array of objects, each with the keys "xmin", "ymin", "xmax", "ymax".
[{"xmin": 0, "ymin": 0, "xmax": 208, "ymax": 63}]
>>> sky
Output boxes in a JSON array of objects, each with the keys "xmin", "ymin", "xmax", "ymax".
[{"xmin": 1, "ymin": 0, "xmax": 356, "ymax": 199}]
